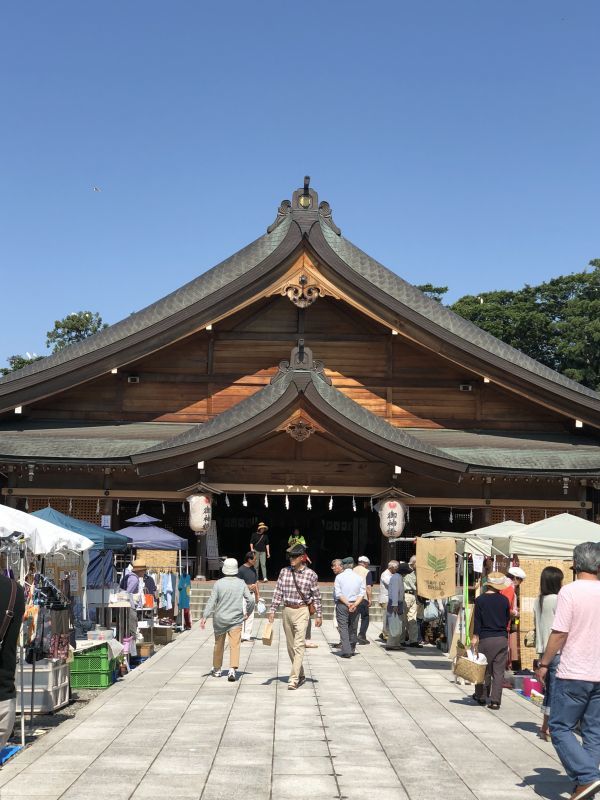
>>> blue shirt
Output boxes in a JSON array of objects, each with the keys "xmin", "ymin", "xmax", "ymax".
[{"xmin": 334, "ymin": 569, "xmax": 364, "ymax": 603}]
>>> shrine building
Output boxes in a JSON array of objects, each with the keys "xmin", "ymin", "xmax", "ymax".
[{"xmin": 1, "ymin": 179, "xmax": 599, "ymax": 573}]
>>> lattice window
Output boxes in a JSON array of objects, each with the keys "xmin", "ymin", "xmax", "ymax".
[
  {"xmin": 27, "ymin": 497, "xmax": 100, "ymax": 524},
  {"xmin": 490, "ymin": 508, "xmax": 569, "ymax": 525}
]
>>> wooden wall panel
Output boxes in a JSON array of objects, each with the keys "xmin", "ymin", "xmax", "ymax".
[{"xmin": 25, "ymin": 293, "xmax": 571, "ymax": 432}]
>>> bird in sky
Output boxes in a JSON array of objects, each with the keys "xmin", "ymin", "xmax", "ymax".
[{"xmin": 92, "ymin": 186, "xmax": 101, "ymax": 192}]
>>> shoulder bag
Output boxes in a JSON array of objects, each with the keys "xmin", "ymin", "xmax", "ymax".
[
  {"xmin": 0, "ymin": 580, "xmax": 18, "ymax": 652},
  {"xmin": 290, "ymin": 568, "xmax": 316, "ymax": 616}
]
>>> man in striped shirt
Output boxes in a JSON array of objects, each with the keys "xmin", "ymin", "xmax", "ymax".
[{"xmin": 268, "ymin": 543, "xmax": 322, "ymax": 689}]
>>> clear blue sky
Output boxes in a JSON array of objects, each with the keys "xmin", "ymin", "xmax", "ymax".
[{"xmin": 1, "ymin": 1, "xmax": 598, "ymax": 362}]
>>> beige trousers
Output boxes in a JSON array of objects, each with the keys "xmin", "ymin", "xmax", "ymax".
[
  {"xmin": 282, "ymin": 606, "xmax": 309, "ymax": 685},
  {"xmin": 380, "ymin": 602, "xmax": 388, "ymax": 636},
  {"xmin": 213, "ymin": 626, "xmax": 242, "ymax": 670},
  {"xmin": 0, "ymin": 698, "xmax": 15, "ymax": 749},
  {"xmin": 404, "ymin": 594, "xmax": 419, "ymax": 643}
]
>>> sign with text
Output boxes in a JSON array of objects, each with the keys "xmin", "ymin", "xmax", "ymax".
[{"xmin": 416, "ymin": 537, "xmax": 456, "ymax": 599}]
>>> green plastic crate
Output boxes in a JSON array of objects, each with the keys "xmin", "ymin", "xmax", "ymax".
[
  {"xmin": 71, "ymin": 651, "xmax": 113, "ymax": 673},
  {"xmin": 70, "ymin": 669, "xmax": 114, "ymax": 689}
]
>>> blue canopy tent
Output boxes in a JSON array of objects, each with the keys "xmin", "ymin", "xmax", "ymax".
[
  {"xmin": 31, "ymin": 508, "xmax": 130, "ymax": 615},
  {"xmin": 116, "ymin": 524, "xmax": 188, "ymax": 551},
  {"xmin": 31, "ymin": 507, "xmax": 129, "ymax": 551}
]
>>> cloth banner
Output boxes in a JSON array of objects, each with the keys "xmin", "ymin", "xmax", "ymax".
[{"xmin": 416, "ymin": 537, "xmax": 456, "ymax": 599}]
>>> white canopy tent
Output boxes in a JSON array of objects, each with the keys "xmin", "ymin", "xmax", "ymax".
[
  {"xmin": 422, "ymin": 530, "xmax": 493, "ymax": 556},
  {"xmin": 497, "ymin": 513, "xmax": 600, "ymax": 559},
  {"xmin": 0, "ymin": 504, "xmax": 95, "ymax": 748},
  {"xmin": 0, "ymin": 504, "xmax": 94, "ymax": 554}
]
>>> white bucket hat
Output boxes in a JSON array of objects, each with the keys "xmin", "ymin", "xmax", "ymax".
[
  {"xmin": 358, "ymin": 555, "xmax": 370, "ymax": 565},
  {"xmin": 222, "ymin": 558, "xmax": 239, "ymax": 576}
]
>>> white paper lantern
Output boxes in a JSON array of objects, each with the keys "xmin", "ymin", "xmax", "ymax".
[
  {"xmin": 187, "ymin": 494, "xmax": 212, "ymax": 534},
  {"xmin": 378, "ymin": 498, "xmax": 406, "ymax": 538}
]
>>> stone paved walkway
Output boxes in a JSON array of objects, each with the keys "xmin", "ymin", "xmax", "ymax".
[{"xmin": 0, "ymin": 620, "xmax": 572, "ymax": 800}]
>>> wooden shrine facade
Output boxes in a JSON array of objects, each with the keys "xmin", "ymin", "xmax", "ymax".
[{"xmin": 0, "ymin": 179, "xmax": 599, "ymax": 534}]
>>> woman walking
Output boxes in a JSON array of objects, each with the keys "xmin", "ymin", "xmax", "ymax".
[
  {"xmin": 533, "ymin": 566, "xmax": 564, "ymax": 740},
  {"xmin": 471, "ymin": 572, "xmax": 511, "ymax": 710},
  {"xmin": 200, "ymin": 558, "xmax": 255, "ymax": 682}
]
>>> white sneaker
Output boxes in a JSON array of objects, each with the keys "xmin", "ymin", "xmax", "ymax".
[
  {"xmin": 211, "ymin": 668, "xmax": 221, "ymax": 678},
  {"xmin": 228, "ymin": 669, "xmax": 237, "ymax": 682}
]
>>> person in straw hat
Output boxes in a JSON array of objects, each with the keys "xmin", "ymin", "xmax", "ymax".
[
  {"xmin": 201, "ymin": 558, "xmax": 255, "ymax": 682},
  {"xmin": 471, "ymin": 572, "xmax": 511, "ymax": 710},
  {"xmin": 250, "ymin": 522, "xmax": 270, "ymax": 582}
]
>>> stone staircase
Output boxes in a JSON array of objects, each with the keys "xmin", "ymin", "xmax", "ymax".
[{"xmin": 190, "ymin": 581, "xmax": 384, "ymax": 623}]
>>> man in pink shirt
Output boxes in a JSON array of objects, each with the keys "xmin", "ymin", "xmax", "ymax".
[{"xmin": 537, "ymin": 541, "xmax": 600, "ymax": 800}]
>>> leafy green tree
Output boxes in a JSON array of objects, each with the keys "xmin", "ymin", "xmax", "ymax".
[
  {"xmin": 46, "ymin": 311, "xmax": 108, "ymax": 352},
  {"xmin": 0, "ymin": 353, "xmax": 44, "ymax": 377},
  {"xmin": 416, "ymin": 283, "xmax": 448, "ymax": 303},
  {"xmin": 451, "ymin": 260, "xmax": 600, "ymax": 391}
]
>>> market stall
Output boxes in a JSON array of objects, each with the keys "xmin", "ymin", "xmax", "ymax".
[
  {"xmin": 116, "ymin": 515, "xmax": 189, "ymax": 648},
  {"xmin": 31, "ymin": 507, "xmax": 129, "ymax": 623},
  {"xmin": 0, "ymin": 504, "xmax": 94, "ymax": 745}
]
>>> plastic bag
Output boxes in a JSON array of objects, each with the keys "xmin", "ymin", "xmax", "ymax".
[
  {"xmin": 423, "ymin": 601, "xmax": 440, "ymax": 622},
  {"xmin": 257, "ymin": 599, "xmax": 266, "ymax": 615}
]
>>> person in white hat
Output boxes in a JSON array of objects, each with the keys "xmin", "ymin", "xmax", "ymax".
[
  {"xmin": 201, "ymin": 558, "xmax": 255, "ymax": 682},
  {"xmin": 502, "ymin": 565, "xmax": 527, "ymax": 666}
]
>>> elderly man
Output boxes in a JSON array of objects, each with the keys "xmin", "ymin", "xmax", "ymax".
[
  {"xmin": 268, "ymin": 543, "xmax": 322, "ymax": 690},
  {"xmin": 403, "ymin": 555, "xmax": 423, "ymax": 648},
  {"xmin": 353, "ymin": 556, "xmax": 373, "ymax": 644},
  {"xmin": 333, "ymin": 558, "xmax": 364, "ymax": 658},
  {"xmin": 536, "ymin": 542, "xmax": 600, "ymax": 800},
  {"xmin": 378, "ymin": 561, "xmax": 394, "ymax": 642},
  {"xmin": 384, "ymin": 561, "xmax": 405, "ymax": 650}
]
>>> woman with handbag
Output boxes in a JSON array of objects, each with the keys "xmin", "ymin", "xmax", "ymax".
[
  {"xmin": 533, "ymin": 566, "xmax": 564, "ymax": 740},
  {"xmin": 471, "ymin": 572, "xmax": 511, "ymax": 710}
]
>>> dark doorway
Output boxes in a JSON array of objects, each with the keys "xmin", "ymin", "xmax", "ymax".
[{"xmin": 212, "ymin": 493, "xmax": 381, "ymax": 579}]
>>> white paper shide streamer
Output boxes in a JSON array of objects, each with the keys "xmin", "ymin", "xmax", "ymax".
[{"xmin": 187, "ymin": 494, "xmax": 212, "ymax": 534}]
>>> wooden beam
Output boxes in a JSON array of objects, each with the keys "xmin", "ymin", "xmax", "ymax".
[{"xmin": 1, "ymin": 488, "xmax": 591, "ymax": 509}]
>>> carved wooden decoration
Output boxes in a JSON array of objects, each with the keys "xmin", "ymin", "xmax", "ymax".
[
  {"xmin": 283, "ymin": 274, "xmax": 321, "ymax": 308},
  {"xmin": 285, "ymin": 419, "xmax": 317, "ymax": 441}
]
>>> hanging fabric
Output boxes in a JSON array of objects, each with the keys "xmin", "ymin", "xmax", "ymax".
[
  {"xmin": 96, "ymin": 499, "xmax": 100, "ymax": 514},
  {"xmin": 242, "ymin": 493, "xmax": 248, "ymax": 507},
  {"xmin": 307, "ymin": 495, "xmax": 312, "ymax": 510},
  {"xmin": 449, "ymin": 508, "xmax": 453, "ymax": 523},
  {"xmin": 225, "ymin": 493, "xmax": 230, "ymax": 508},
  {"xmin": 162, "ymin": 501, "xmax": 166, "ymax": 515},
  {"xmin": 285, "ymin": 494, "xmax": 289, "ymax": 510},
  {"xmin": 469, "ymin": 508, "xmax": 473, "ymax": 523},
  {"xmin": 136, "ymin": 501, "xmax": 141, "ymax": 514},
  {"xmin": 328, "ymin": 496, "xmax": 333, "ymax": 511},
  {"xmin": 428, "ymin": 506, "xmax": 432, "ymax": 523},
  {"xmin": 264, "ymin": 494, "xmax": 269, "ymax": 508},
  {"xmin": 352, "ymin": 496, "xmax": 356, "ymax": 512},
  {"xmin": 25, "ymin": 498, "xmax": 29, "ymax": 511},
  {"xmin": 520, "ymin": 508, "xmax": 525, "ymax": 523},
  {"xmin": 502, "ymin": 509, "xmax": 506, "ymax": 522},
  {"xmin": 406, "ymin": 506, "xmax": 410, "ymax": 521},
  {"xmin": 69, "ymin": 498, "xmax": 73, "ymax": 514}
]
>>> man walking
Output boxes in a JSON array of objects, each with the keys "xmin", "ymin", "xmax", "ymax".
[
  {"xmin": 536, "ymin": 542, "xmax": 600, "ymax": 800},
  {"xmin": 238, "ymin": 552, "xmax": 259, "ymax": 641},
  {"xmin": 250, "ymin": 522, "xmax": 270, "ymax": 582},
  {"xmin": 333, "ymin": 558, "xmax": 364, "ymax": 658},
  {"xmin": 268, "ymin": 543, "xmax": 322, "ymax": 690},
  {"xmin": 403, "ymin": 555, "xmax": 423, "ymax": 647},
  {"xmin": 353, "ymin": 556, "xmax": 372, "ymax": 644}
]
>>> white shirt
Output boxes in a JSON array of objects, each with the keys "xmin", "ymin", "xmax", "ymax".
[
  {"xmin": 379, "ymin": 569, "xmax": 392, "ymax": 604},
  {"xmin": 334, "ymin": 569, "xmax": 364, "ymax": 603}
]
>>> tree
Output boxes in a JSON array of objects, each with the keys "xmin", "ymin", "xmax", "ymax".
[
  {"xmin": 415, "ymin": 283, "xmax": 448, "ymax": 303},
  {"xmin": 0, "ymin": 353, "xmax": 44, "ymax": 377},
  {"xmin": 46, "ymin": 311, "xmax": 108, "ymax": 352},
  {"xmin": 450, "ymin": 260, "xmax": 600, "ymax": 391}
]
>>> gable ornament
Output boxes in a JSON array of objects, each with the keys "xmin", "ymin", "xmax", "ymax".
[{"xmin": 282, "ymin": 274, "xmax": 321, "ymax": 308}]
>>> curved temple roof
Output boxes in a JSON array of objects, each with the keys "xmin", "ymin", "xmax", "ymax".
[{"xmin": 1, "ymin": 180, "xmax": 599, "ymax": 426}]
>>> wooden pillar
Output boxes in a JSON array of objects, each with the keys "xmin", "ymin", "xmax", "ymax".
[
  {"xmin": 579, "ymin": 480, "xmax": 589, "ymax": 519},
  {"xmin": 483, "ymin": 478, "xmax": 492, "ymax": 525}
]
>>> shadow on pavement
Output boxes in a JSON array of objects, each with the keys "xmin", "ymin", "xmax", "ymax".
[{"xmin": 520, "ymin": 767, "xmax": 571, "ymax": 800}]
